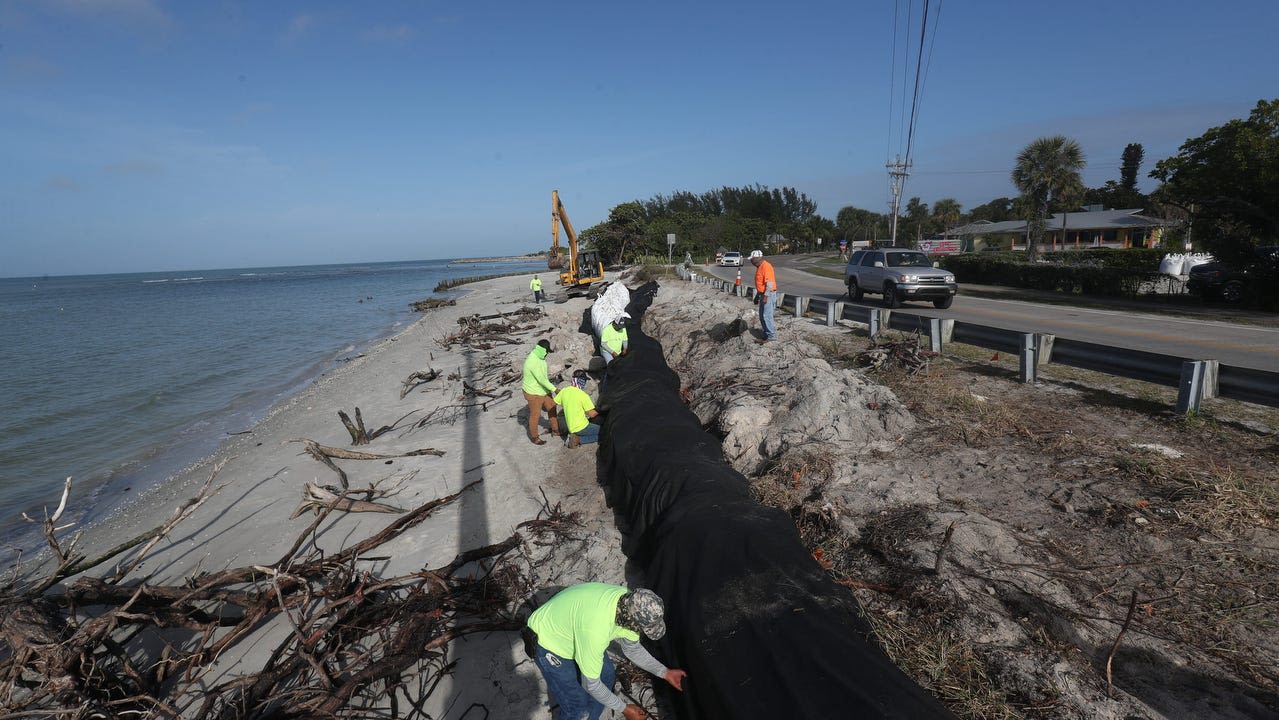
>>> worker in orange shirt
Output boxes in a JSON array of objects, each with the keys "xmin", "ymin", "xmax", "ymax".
[{"xmin": 749, "ymin": 250, "xmax": 777, "ymax": 342}]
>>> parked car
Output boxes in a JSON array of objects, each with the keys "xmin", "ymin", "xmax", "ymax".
[
  {"xmin": 844, "ymin": 248, "xmax": 958, "ymax": 309},
  {"xmin": 719, "ymin": 251, "xmax": 743, "ymax": 267},
  {"xmin": 1186, "ymin": 245, "xmax": 1279, "ymax": 303}
]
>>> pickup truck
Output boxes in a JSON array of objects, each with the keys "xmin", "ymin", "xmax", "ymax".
[{"xmin": 844, "ymin": 248, "xmax": 958, "ymax": 309}]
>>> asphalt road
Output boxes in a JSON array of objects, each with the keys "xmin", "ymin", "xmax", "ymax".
[{"xmin": 699, "ymin": 255, "xmax": 1279, "ymax": 372}]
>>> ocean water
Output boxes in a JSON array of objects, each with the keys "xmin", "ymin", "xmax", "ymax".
[{"xmin": 0, "ymin": 259, "xmax": 546, "ymax": 551}]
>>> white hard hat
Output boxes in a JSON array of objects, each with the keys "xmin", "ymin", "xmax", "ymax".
[{"xmin": 749, "ymin": 250, "xmax": 763, "ymax": 259}]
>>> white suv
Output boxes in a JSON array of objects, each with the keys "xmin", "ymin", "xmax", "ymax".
[
  {"xmin": 719, "ymin": 251, "xmax": 743, "ymax": 267},
  {"xmin": 844, "ymin": 248, "xmax": 957, "ymax": 308}
]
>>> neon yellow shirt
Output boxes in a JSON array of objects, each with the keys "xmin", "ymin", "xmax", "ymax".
[
  {"xmin": 554, "ymin": 385, "xmax": 596, "ymax": 434},
  {"xmin": 601, "ymin": 324, "xmax": 628, "ymax": 355},
  {"xmin": 527, "ymin": 583, "xmax": 639, "ymax": 679},
  {"xmin": 522, "ymin": 346, "xmax": 554, "ymax": 395},
  {"xmin": 530, "ymin": 278, "xmax": 542, "ymax": 291}
]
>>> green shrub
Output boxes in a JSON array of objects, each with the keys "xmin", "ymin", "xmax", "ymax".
[{"xmin": 940, "ymin": 251, "xmax": 1165, "ymax": 298}]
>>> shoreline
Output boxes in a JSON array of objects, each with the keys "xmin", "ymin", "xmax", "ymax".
[
  {"xmin": 451, "ymin": 254, "xmax": 546, "ymax": 264},
  {"xmin": 10, "ymin": 304, "xmax": 422, "ymax": 557}
]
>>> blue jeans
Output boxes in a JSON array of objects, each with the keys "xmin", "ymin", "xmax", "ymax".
[
  {"xmin": 600, "ymin": 347, "xmax": 614, "ymax": 365},
  {"xmin": 758, "ymin": 292, "xmax": 777, "ymax": 339},
  {"xmin": 534, "ymin": 645, "xmax": 616, "ymax": 720},
  {"xmin": 571, "ymin": 422, "xmax": 601, "ymax": 446}
]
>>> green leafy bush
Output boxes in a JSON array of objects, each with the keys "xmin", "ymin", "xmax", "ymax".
[{"xmin": 940, "ymin": 251, "xmax": 1164, "ymax": 298}]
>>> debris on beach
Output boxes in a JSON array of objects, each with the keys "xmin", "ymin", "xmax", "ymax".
[
  {"xmin": 0, "ymin": 471, "xmax": 589, "ymax": 719},
  {"xmin": 411, "ymin": 297, "xmax": 456, "ymax": 312},
  {"xmin": 399, "ymin": 368, "xmax": 441, "ymax": 398}
]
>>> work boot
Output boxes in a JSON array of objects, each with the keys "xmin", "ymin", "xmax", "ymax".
[{"xmin": 566, "ymin": 435, "xmax": 581, "ymax": 449}]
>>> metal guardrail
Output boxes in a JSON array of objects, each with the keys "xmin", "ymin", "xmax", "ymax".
[
  {"xmin": 1050, "ymin": 338, "xmax": 1188, "ymax": 386},
  {"xmin": 1218, "ymin": 365, "xmax": 1279, "ymax": 407},
  {"xmin": 681, "ymin": 269, "xmax": 1279, "ymax": 412},
  {"xmin": 951, "ymin": 322, "xmax": 1024, "ymax": 354}
]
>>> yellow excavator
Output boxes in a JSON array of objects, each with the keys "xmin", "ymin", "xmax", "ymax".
[{"xmin": 549, "ymin": 189, "xmax": 605, "ymax": 293}]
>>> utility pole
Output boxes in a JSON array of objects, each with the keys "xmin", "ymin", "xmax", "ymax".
[{"xmin": 887, "ymin": 155, "xmax": 910, "ymax": 248}]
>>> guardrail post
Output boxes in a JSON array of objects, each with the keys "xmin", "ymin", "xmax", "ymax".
[
  {"xmin": 928, "ymin": 318, "xmax": 943, "ymax": 353},
  {"xmin": 1177, "ymin": 360, "xmax": 1206, "ymax": 414},
  {"xmin": 1036, "ymin": 334, "xmax": 1055, "ymax": 366},
  {"xmin": 1201, "ymin": 359, "xmax": 1219, "ymax": 399},
  {"xmin": 826, "ymin": 302, "xmax": 838, "ymax": 327},
  {"xmin": 868, "ymin": 309, "xmax": 881, "ymax": 338},
  {"xmin": 1019, "ymin": 333, "xmax": 1036, "ymax": 383},
  {"xmin": 794, "ymin": 296, "xmax": 807, "ymax": 317}
]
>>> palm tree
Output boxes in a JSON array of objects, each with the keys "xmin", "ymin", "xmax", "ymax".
[
  {"xmin": 1012, "ymin": 136, "xmax": 1085, "ymax": 259},
  {"xmin": 932, "ymin": 198, "xmax": 963, "ymax": 232}
]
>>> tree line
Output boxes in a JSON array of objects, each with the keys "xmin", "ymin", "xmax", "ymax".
[{"xmin": 576, "ymin": 98, "xmax": 1277, "ymax": 267}]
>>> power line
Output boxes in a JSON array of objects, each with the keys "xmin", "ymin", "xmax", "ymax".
[
  {"xmin": 885, "ymin": 0, "xmax": 942, "ymax": 245},
  {"xmin": 904, "ymin": 0, "xmax": 930, "ymax": 166}
]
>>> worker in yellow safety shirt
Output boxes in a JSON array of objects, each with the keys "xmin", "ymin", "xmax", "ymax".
[
  {"xmin": 522, "ymin": 339, "xmax": 560, "ymax": 445},
  {"xmin": 530, "ymin": 275, "xmax": 544, "ymax": 304},
  {"xmin": 526, "ymin": 583, "xmax": 686, "ymax": 720},
  {"xmin": 600, "ymin": 313, "xmax": 630, "ymax": 364},
  {"xmin": 554, "ymin": 370, "xmax": 600, "ymax": 448}
]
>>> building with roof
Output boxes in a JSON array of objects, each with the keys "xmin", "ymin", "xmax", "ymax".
[{"xmin": 942, "ymin": 208, "xmax": 1177, "ymax": 252}]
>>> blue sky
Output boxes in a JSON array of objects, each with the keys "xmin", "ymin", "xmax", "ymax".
[{"xmin": 2, "ymin": 0, "xmax": 1276, "ymax": 277}]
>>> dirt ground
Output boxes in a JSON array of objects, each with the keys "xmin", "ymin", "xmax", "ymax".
[{"xmin": 634, "ymin": 270, "xmax": 1279, "ymax": 720}]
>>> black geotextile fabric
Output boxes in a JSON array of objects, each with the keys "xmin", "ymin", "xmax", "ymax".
[{"xmin": 594, "ymin": 281, "xmax": 956, "ymax": 720}]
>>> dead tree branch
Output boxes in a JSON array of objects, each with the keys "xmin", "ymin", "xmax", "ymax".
[
  {"xmin": 285, "ymin": 439, "xmax": 444, "ymax": 489},
  {"xmin": 337, "ymin": 407, "xmax": 394, "ymax": 445},
  {"xmin": 2, "ymin": 477, "xmax": 584, "ymax": 719},
  {"xmin": 1106, "ymin": 589, "xmax": 1139, "ymax": 699},
  {"xmin": 400, "ymin": 369, "xmax": 441, "ymax": 399}
]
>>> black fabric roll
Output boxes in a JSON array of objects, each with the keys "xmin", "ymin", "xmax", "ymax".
[{"xmin": 594, "ymin": 281, "xmax": 957, "ymax": 719}]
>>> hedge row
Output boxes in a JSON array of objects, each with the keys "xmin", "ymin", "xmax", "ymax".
[{"xmin": 940, "ymin": 250, "xmax": 1165, "ymax": 298}]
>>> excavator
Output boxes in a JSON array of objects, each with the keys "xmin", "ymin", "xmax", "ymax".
[{"xmin": 548, "ymin": 189, "xmax": 605, "ymax": 294}]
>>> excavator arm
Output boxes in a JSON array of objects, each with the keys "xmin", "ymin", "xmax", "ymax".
[
  {"xmin": 548, "ymin": 189, "xmax": 570, "ymax": 271},
  {"xmin": 549, "ymin": 189, "xmax": 604, "ymax": 291}
]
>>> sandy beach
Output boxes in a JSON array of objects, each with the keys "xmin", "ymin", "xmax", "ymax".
[{"xmin": 15, "ymin": 272, "xmax": 639, "ymax": 718}]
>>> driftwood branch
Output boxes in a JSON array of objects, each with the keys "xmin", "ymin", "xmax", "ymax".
[
  {"xmin": 400, "ymin": 368, "xmax": 441, "ymax": 399},
  {"xmin": 2, "ymin": 476, "xmax": 581, "ymax": 718},
  {"xmin": 290, "ymin": 482, "xmax": 404, "ymax": 519},
  {"xmin": 285, "ymin": 439, "xmax": 444, "ymax": 489}
]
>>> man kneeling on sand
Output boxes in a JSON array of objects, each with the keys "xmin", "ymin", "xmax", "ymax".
[
  {"xmin": 555, "ymin": 370, "xmax": 600, "ymax": 448},
  {"xmin": 526, "ymin": 583, "xmax": 686, "ymax": 720}
]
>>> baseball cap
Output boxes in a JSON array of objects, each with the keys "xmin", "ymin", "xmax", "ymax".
[
  {"xmin": 620, "ymin": 589, "xmax": 666, "ymax": 640},
  {"xmin": 749, "ymin": 250, "xmax": 763, "ymax": 259},
  {"xmin": 537, "ymin": 339, "xmax": 552, "ymax": 353}
]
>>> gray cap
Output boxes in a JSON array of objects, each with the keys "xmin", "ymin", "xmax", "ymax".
[{"xmin": 620, "ymin": 588, "xmax": 666, "ymax": 640}]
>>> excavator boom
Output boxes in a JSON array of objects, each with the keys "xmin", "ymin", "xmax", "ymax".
[
  {"xmin": 549, "ymin": 189, "xmax": 604, "ymax": 292},
  {"xmin": 548, "ymin": 190, "xmax": 566, "ymax": 270}
]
